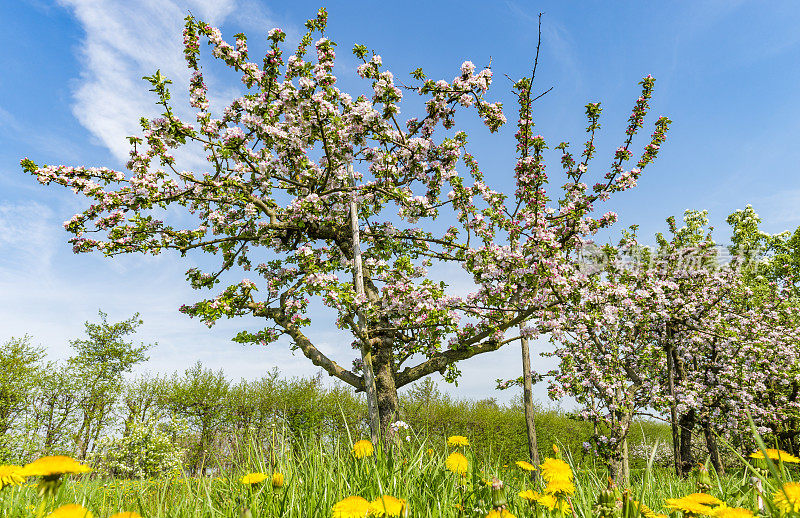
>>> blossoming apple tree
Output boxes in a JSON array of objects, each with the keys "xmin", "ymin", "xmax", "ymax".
[
  {"xmin": 547, "ymin": 209, "xmax": 800, "ymax": 480},
  {"xmin": 648, "ymin": 211, "xmax": 800, "ymax": 474},
  {"xmin": 21, "ymin": 8, "xmax": 670, "ymax": 436},
  {"xmin": 725, "ymin": 206, "xmax": 800, "ymax": 454},
  {"xmin": 543, "ymin": 232, "xmax": 668, "ymax": 482},
  {"xmin": 539, "ymin": 214, "xmax": 723, "ymax": 481}
]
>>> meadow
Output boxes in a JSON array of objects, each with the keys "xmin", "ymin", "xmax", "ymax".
[
  {"xmin": 2, "ymin": 416, "xmax": 799, "ymax": 517},
  {"xmin": 4, "ymin": 336, "xmax": 798, "ymax": 517}
]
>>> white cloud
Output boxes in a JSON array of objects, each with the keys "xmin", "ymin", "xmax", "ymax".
[
  {"xmin": 540, "ymin": 20, "xmax": 583, "ymax": 93},
  {"xmin": 185, "ymin": 0, "xmax": 237, "ymax": 25},
  {"xmin": 56, "ymin": 0, "xmax": 284, "ymax": 164},
  {"xmin": 57, "ymin": 0, "xmax": 188, "ymax": 161},
  {"xmin": 0, "ymin": 106, "xmax": 14, "ymax": 129},
  {"xmin": 0, "ymin": 201, "xmax": 58, "ymax": 276}
]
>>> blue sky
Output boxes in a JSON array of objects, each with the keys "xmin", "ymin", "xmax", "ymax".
[{"xmin": 1, "ymin": 0, "xmax": 799, "ymax": 404}]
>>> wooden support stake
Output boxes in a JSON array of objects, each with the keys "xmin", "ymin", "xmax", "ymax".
[{"xmin": 349, "ymin": 164, "xmax": 381, "ymax": 445}]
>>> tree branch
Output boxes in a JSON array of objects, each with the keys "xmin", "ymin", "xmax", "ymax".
[
  {"xmin": 266, "ymin": 307, "xmax": 364, "ymax": 390},
  {"xmin": 395, "ymin": 335, "xmax": 519, "ymax": 388}
]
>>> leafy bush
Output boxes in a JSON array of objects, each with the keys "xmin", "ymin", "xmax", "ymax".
[
  {"xmin": 626, "ymin": 420, "xmax": 674, "ymax": 469},
  {"xmin": 91, "ymin": 420, "xmax": 183, "ymax": 479}
]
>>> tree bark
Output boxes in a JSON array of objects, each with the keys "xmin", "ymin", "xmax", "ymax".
[
  {"xmin": 622, "ymin": 436, "xmax": 630, "ymax": 485},
  {"xmin": 520, "ymin": 334, "xmax": 540, "ymax": 468},
  {"xmin": 703, "ymin": 421, "xmax": 725, "ymax": 475},
  {"xmin": 666, "ymin": 341, "xmax": 681, "ymax": 477},
  {"xmin": 609, "ymin": 456, "xmax": 624, "ymax": 484},
  {"xmin": 373, "ymin": 339, "xmax": 400, "ymax": 435},
  {"xmin": 607, "ymin": 408, "xmax": 633, "ymax": 486},
  {"xmin": 75, "ymin": 410, "xmax": 91, "ymax": 459},
  {"xmin": 123, "ymin": 402, "xmax": 137, "ymax": 437},
  {"xmin": 679, "ymin": 409, "xmax": 696, "ymax": 476}
]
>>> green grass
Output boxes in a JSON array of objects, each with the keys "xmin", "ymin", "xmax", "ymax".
[{"xmin": 1, "ymin": 435, "xmax": 793, "ymax": 518}]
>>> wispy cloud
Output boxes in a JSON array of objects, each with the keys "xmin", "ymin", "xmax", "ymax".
[
  {"xmin": 0, "ymin": 201, "xmax": 58, "ymax": 276},
  {"xmin": 668, "ymin": 0, "xmax": 800, "ymax": 78},
  {"xmin": 0, "ymin": 106, "xmax": 14, "ymax": 129},
  {"xmin": 0, "ymin": 106, "xmax": 83, "ymax": 166},
  {"xmin": 539, "ymin": 19, "xmax": 583, "ymax": 92},
  {"xmin": 56, "ymin": 0, "xmax": 288, "ymax": 164},
  {"xmin": 230, "ymin": 0, "xmax": 298, "ymax": 41}
]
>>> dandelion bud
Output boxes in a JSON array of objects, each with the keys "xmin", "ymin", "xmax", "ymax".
[
  {"xmin": 694, "ymin": 464, "xmax": 711, "ymax": 493},
  {"xmin": 552, "ymin": 444, "xmax": 562, "ymax": 460},
  {"xmin": 593, "ymin": 486, "xmax": 618, "ymax": 518},
  {"xmin": 490, "ymin": 477, "xmax": 508, "ymax": 508}
]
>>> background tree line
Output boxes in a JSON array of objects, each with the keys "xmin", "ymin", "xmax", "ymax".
[
  {"xmin": 1, "ymin": 314, "xmax": 673, "ymax": 477},
  {"xmin": 2, "ymin": 296, "xmax": 796, "ymax": 480}
]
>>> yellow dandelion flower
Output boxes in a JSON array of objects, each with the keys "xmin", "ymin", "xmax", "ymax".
[
  {"xmin": 369, "ymin": 495, "xmax": 407, "ymax": 517},
  {"xmin": 552, "ymin": 444, "xmax": 559, "ymax": 454},
  {"xmin": 332, "ymin": 495, "xmax": 370, "ymax": 518},
  {"xmin": 542, "ymin": 496, "xmax": 558, "ymax": 511},
  {"xmin": 0, "ymin": 465, "xmax": 25, "ymax": 490},
  {"xmin": 519, "ymin": 489, "xmax": 542, "ymax": 502},
  {"xmin": 426, "ymin": 448, "xmax": 435, "ymax": 457},
  {"xmin": 539, "ymin": 458, "xmax": 572, "ymax": 483},
  {"xmin": 665, "ymin": 494, "xmax": 722, "ymax": 516},
  {"xmin": 519, "ymin": 490, "xmax": 563, "ymax": 510},
  {"xmin": 713, "ymin": 506, "xmax": 754, "ymax": 518},
  {"xmin": 240, "ymin": 472, "xmax": 268, "ymax": 485},
  {"xmin": 46, "ymin": 504, "xmax": 93, "ymax": 518},
  {"xmin": 539, "ymin": 493, "xmax": 570, "ymax": 513},
  {"xmin": 22, "ymin": 456, "xmax": 91, "ymax": 478},
  {"xmin": 445, "ymin": 452, "xmax": 469, "ymax": 475},
  {"xmin": 774, "ymin": 482, "xmax": 800, "ymax": 514},
  {"xmin": 630, "ymin": 500, "xmax": 657, "ymax": 518},
  {"xmin": 486, "ymin": 509, "xmax": 516, "ymax": 518},
  {"xmin": 665, "ymin": 502, "xmax": 714, "ymax": 516},
  {"xmin": 515, "ymin": 460, "xmax": 536, "ymax": 472},
  {"xmin": 545, "ymin": 477, "xmax": 575, "ymax": 496},
  {"xmin": 352, "ymin": 439, "xmax": 374, "ymax": 459},
  {"xmin": 272, "ymin": 472, "xmax": 284, "ymax": 488},
  {"xmin": 447, "ymin": 435, "xmax": 469, "ymax": 447},
  {"xmin": 683, "ymin": 494, "xmax": 724, "ymax": 506},
  {"xmin": 750, "ymin": 449, "xmax": 800, "ymax": 463},
  {"xmin": 109, "ymin": 513, "xmax": 143, "ymax": 518}
]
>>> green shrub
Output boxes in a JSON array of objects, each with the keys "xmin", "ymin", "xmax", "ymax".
[{"xmin": 91, "ymin": 420, "xmax": 183, "ymax": 479}]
